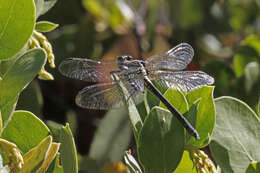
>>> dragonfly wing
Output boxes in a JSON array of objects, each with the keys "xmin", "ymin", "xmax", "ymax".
[
  {"xmin": 76, "ymin": 80, "xmax": 144, "ymax": 110},
  {"xmin": 76, "ymin": 82, "xmax": 124, "ymax": 109},
  {"xmin": 59, "ymin": 58, "xmax": 118, "ymax": 82},
  {"xmin": 150, "ymin": 71, "xmax": 214, "ymax": 92},
  {"xmin": 145, "ymin": 43, "xmax": 194, "ymax": 71}
]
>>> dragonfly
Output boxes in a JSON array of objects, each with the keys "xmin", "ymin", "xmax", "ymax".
[{"xmin": 59, "ymin": 43, "xmax": 214, "ymax": 139}]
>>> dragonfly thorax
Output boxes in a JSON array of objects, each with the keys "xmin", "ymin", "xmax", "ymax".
[{"xmin": 117, "ymin": 55, "xmax": 148, "ymax": 77}]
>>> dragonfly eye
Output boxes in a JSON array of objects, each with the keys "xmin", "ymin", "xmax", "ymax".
[
  {"xmin": 117, "ymin": 56, "xmax": 125, "ymax": 64},
  {"xmin": 126, "ymin": 56, "xmax": 133, "ymax": 61}
]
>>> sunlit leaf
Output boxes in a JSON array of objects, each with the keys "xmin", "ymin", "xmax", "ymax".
[
  {"xmin": 36, "ymin": 142, "xmax": 60, "ymax": 173},
  {"xmin": 21, "ymin": 136, "xmax": 52, "ymax": 173},
  {"xmin": 0, "ymin": 0, "xmax": 35, "ymax": 59},
  {"xmin": 1, "ymin": 111, "xmax": 50, "ymax": 153},
  {"xmin": 34, "ymin": 0, "xmax": 57, "ymax": 18},
  {"xmin": 246, "ymin": 161, "xmax": 260, "ymax": 173},
  {"xmin": 174, "ymin": 151, "xmax": 197, "ymax": 173},
  {"xmin": 186, "ymin": 86, "xmax": 215, "ymax": 147},
  {"xmin": 47, "ymin": 122, "xmax": 78, "ymax": 173},
  {"xmin": 138, "ymin": 107, "xmax": 184, "ymax": 173},
  {"xmin": 210, "ymin": 96, "xmax": 260, "ymax": 173},
  {"xmin": 0, "ymin": 49, "xmax": 46, "ymax": 110},
  {"xmin": 35, "ymin": 21, "xmax": 59, "ymax": 33},
  {"xmin": 46, "ymin": 154, "xmax": 63, "ymax": 173}
]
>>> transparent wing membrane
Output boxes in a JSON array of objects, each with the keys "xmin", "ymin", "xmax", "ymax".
[
  {"xmin": 75, "ymin": 82, "xmax": 124, "ymax": 109},
  {"xmin": 150, "ymin": 71, "xmax": 214, "ymax": 92},
  {"xmin": 59, "ymin": 58, "xmax": 118, "ymax": 82},
  {"xmin": 75, "ymin": 79, "xmax": 144, "ymax": 110},
  {"xmin": 145, "ymin": 43, "xmax": 194, "ymax": 71},
  {"xmin": 59, "ymin": 43, "xmax": 214, "ymax": 109}
]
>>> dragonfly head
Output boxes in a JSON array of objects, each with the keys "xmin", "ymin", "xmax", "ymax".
[{"xmin": 117, "ymin": 55, "xmax": 133, "ymax": 63}]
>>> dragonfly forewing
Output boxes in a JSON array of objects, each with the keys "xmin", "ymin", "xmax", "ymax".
[
  {"xmin": 145, "ymin": 43, "xmax": 194, "ymax": 71},
  {"xmin": 59, "ymin": 58, "xmax": 119, "ymax": 82}
]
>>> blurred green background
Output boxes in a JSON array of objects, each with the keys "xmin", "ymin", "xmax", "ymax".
[{"xmin": 17, "ymin": 0, "xmax": 260, "ymax": 154}]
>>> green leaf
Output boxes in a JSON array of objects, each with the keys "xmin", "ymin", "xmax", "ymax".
[
  {"xmin": 159, "ymin": 89, "xmax": 189, "ymax": 115},
  {"xmin": 0, "ymin": 0, "xmax": 35, "ymax": 60},
  {"xmin": 34, "ymin": 0, "xmax": 57, "ymax": 18},
  {"xmin": 35, "ymin": 21, "xmax": 59, "ymax": 33},
  {"xmin": 124, "ymin": 151, "xmax": 143, "ymax": 173},
  {"xmin": 186, "ymin": 86, "xmax": 215, "ymax": 147},
  {"xmin": 88, "ymin": 108, "xmax": 131, "ymax": 162},
  {"xmin": 1, "ymin": 111, "xmax": 50, "ymax": 153},
  {"xmin": 36, "ymin": 142, "xmax": 60, "ymax": 173},
  {"xmin": 21, "ymin": 136, "xmax": 52, "ymax": 173},
  {"xmin": 233, "ymin": 46, "xmax": 259, "ymax": 77},
  {"xmin": 145, "ymin": 81, "xmax": 167, "ymax": 112},
  {"xmin": 16, "ymin": 81, "xmax": 43, "ymax": 118},
  {"xmin": 0, "ymin": 96, "xmax": 17, "ymax": 125},
  {"xmin": 111, "ymin": 73, "xmax": 143, "ymax": 140},
  {"xmin": 174, "ymin": 151, "xmax": 197, "ymax": 173},
  {"xmin": 0, "ymin": 48, "xmax": 46, "ymax": 111},
  {"xmin": 0, "ymin": 111, "xmax": 2, "ymax": 133},
  {"xmin": 138, "ymin": 107, "xmax": 184, "ymax": 173},
  {"xmin": 210, "ymin": 96, "xmax": 260, "ymax": 173},
  {"xmin": 46, "ymin": 154, "xmax": 63, "ymax": 173},
  {"xmin": 246, "ymin": 162, "xmax": 260, "ymax": 173},
  {"xmin": 47, "ymin": 122, "xmax": 78, "ymax": 173}
]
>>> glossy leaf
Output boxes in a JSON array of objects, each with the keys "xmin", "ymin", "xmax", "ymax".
[
  {"xmin": 173, "ymin": 151, "xmax": 197, "ymax": 173},
  {"xmin": 0, "ymin": 48, "xmax": 46, "ymax": 113},
  {"xmin": 138, "ymin": 107, "xmax": 184, "ymax": 173},
  {"xmin": 186, "ymin": 86, "xmax": 215, "ymax": 147},
  {"xmin": 159, "ymin": 89, "xmax": 189, "ymax": 115},
  {"xmin": 35, "ymin": 21, "xmax": 59, "ymax": 33},
  {"xmin": 21, "ymin": 136, "xmax": 52, "ymax": 173},
  {"xmin": 36, "ymin": 142, "xmax": 60, "ymax": 173},
  {"xmin": 210, "ymin": 96, "xmax": 260, "ymax": 173},
  {"xmin": 34, "ymin": 0, "xmax": 57, "ymax": 18},
  {"xmin": 89, "ymin": 108, "xmax": 131, "ymax": 162},
  {"xmin": 0, "ymin": 111, "xmax": 2, "ymax": 133},
  {"xmin": 0, "ymin": 96, "xmax": 17, "ymax": 125},
  {"xmin": 246, "ymin": 162, "xmax": 260, "ymax": 173},
  {"xmin": 46, "ymin": 154, "xmax": 63, "ymax": 173},
  {"xmin": 0, "ymin": 0, "xmax": 35, "ymax": 59},
  {"xmin": 1, "ymin": 111, "xmax": 50, "ymax": 153},
  {"xmin": 47, "ymin": 122, "xmax": 78, "ymax": 173}
]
